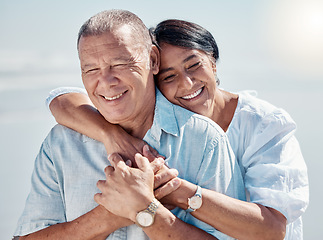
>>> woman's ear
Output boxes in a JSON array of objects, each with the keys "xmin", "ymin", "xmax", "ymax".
[
  {"xmin": 150, "ymin": 45, "xmax": 160, "ymax": 75},
  {"xmin": 212, "ymin": 62, "xmax": 217, "ymax": 74}
]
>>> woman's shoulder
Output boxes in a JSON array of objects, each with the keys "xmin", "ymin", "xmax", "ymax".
[
  {"xmin": 227, "ymin": 90, "xmax": 297, "ymax": 146},
  {"xmin": 233, "ymin": 90, "xmax": 295, "ymax": 126}
]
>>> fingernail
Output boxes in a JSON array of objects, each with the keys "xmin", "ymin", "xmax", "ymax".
[
  {"xmin": 157, "ymin": 158, "xmax": 164, "ymax": 165},
  {"xmin": 174, "ymin": 178, "xmax": 180, "ymax": 186},
  {"xmin": 144, "ymin": 145, "xmax": 150, "ymax": 151}
]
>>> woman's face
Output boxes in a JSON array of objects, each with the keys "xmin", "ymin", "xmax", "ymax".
[{"xmin": 156, "ymin": 43, "xmax": 217, "ymax": 118}]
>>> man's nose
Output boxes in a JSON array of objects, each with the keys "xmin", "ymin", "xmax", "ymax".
[{"xmin": 98, "ymin": 68, "xmax": 119, "ymax": 87}]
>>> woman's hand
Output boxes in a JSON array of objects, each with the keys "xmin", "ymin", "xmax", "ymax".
[
  {"xmin": 102, "ymin": 128, "xmax": 160, "ymax": 166},
  {"xmin": 142, "ymin": 145, "xmax": 181, "ymax": 207}
]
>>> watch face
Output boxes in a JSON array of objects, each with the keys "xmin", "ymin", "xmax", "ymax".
[
  {"xmin": 190, "ymin": 196, "xmax": 202, "ymax": 209},
  {"xmin": 136, "ymin": 211, "xmax": 154, "ymax": 227}
]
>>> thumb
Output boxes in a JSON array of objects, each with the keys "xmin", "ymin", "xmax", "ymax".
[
  {"xmin": 134, "ymin": 153, "xmax": 151, "ymax": 171},
  {"xmin": 142, "ymin": 145, "xmax": 156, "ymax": 162},
  {"xmin": 108, "ymin": 153, "xmax": 126, "ymax": 170}
]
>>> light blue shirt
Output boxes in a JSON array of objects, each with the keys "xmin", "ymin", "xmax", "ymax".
[
  {"xmin": 14, "ymin": 89, "xmax": 245, "ymax": 239},
  {"xmin": 227, "ymin": 91, "xmax": 309, "ymax": 240}
]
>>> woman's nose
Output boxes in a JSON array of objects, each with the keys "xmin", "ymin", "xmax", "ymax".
[{"xmin": 178, "ymin": 73, "xmax": 194, "ymax": 89}]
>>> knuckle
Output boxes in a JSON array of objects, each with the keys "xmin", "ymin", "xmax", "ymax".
[
  {"xmin": 154, "ymin": 174, "xmax": 162, "ymax": 183},
  {"xmin": 94, "ymin": 193, "xmax": 101, "ymax": 203},
  {"xmin": 170, "ymin": 169, "xmax": 179, "ymax": 178},
  {"xmin": 104, "ymin": 166, "xmax": 113, "ymax": 175},
  {"xmin": 110, "ymin": 152, "xmax": 119, "ymax": 158},
  {"xmin": 154, "ymin": 188, "xmax": 163, "ymax": 199}
]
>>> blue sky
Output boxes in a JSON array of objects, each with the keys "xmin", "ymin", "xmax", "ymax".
[
  {"xmin": 1, "ymin": 0, "xmax": 322, "ymax": 91},
  {"xmin": 1, "ymin": 0, "xmax": 322, "ymax": 239}
]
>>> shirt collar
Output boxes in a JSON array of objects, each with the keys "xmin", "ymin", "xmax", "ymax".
[{"xmin": 149, "ymin": 89, "xmax": 180, "ymax": 141}]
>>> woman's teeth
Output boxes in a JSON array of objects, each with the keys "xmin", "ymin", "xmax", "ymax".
[
  {"xmin": 182, "ymin": 88, "xmax": 202, "ymax": 100},
  {"xmin": 103, "ymin": 92, "xmax": 124, "ymax": 101}
]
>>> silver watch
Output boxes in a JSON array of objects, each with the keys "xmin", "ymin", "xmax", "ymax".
[
  {"xmin": 135, "ymin": 198, "xmax": 160, "ymax": 228},
  {"xmin": 187, "ymin": 185, "xmax": 202, "ymax": 212}
]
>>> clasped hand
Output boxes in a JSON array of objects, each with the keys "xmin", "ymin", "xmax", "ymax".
[{"xmin": 94, "ymin": 145, "xmax": 181, "ymax": 222}]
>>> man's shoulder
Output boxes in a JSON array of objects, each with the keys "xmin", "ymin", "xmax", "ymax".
[
  {"xmin": 45, "ymin": 124, "xmax": 95, "ymax": 145},
  {"xmin": 154, "ymin": 91, "xmax": 226, "ymax": 141},
  {"xmin": 172, "ymin": 105, "xmax": 226, "ymax": 139}
]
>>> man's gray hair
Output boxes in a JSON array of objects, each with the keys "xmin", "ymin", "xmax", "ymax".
[{"xmin": 77, "ymin": 9, "xmax": 152, "ymax": 53}]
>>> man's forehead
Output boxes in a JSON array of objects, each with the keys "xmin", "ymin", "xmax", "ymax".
[
  {"xmin": 79, "ymin": 30, "xmax": 144, "ymax": 53},
  {"xmin": 79, "ymin": 33, "xmax": 120, "ymax": 50},
  {"xmin": 79, "ymin": 36, "xmax": 148, "ymax": 69}
]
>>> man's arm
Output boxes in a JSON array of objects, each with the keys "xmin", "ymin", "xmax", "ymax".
[
  {"xmin": 18, "ymin": 205, "xmax": 132, "ymax": 240},
  {"xmin": 142, "ymin": 204, "xmax": 218, "ymax": 240},
  {"xmin": 15, "ymin": 129, "xmax": 133, "ymax": 240}
]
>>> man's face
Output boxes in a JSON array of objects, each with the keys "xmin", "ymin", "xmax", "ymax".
[{"xmin": 78, "ymin": 26, "xmax": 156, "ymax": 127}]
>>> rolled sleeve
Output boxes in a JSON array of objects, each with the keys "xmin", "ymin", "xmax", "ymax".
[
  {"xmin": 45, "ymin": 87, "xmax": 87, "ymax": 110},
  {"xmin": 243, "ymin": 112, "xmax": 309, "ymax": 223}
]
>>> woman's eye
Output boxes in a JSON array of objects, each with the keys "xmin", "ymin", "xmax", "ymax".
[
  {"xmin": 188, "ymin": 62, "xmax": 201, "ymax": 70},
  {"xmin": 162, "ymin": 74, "xmax": 176, "ymax": 82}
]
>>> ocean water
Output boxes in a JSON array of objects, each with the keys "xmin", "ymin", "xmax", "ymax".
[{"xmin": 1, "ymin": 73, "xmax": 322, "ymax": 239}]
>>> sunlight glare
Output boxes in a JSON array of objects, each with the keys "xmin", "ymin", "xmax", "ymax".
[{"xmin": 263, "ymin": 0, "xmax": 323, "ymax": 78}]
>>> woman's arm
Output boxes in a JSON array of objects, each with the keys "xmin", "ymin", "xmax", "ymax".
[
  {"xmin": 143, "ymin": 146, "xmax": 286, "ymax": 240},
  {"xmin": 49, "ymin": 92, "xmax": 158, "ymax": 162},
  {"xmin": 158, "ymin": 179, "xmax": 286, "ymax": 240}
]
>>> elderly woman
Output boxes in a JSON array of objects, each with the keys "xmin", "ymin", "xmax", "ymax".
[{"xmin": 48, "ymin": 19, "xmax": 308, "ymax": 239}]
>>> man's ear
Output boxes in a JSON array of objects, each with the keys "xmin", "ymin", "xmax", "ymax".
[{"xmin": 150, "ymin": 45, "xmax": 160, "ymax": 75}]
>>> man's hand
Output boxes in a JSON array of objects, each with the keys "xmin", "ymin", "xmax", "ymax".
[{"xmin": 94, "ymin": 152, "xmax": 163, "ymax": 222}]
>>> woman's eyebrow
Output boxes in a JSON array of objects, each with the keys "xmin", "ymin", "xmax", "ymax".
[
  {"xmin": 159, "ymin": 67, "xmax": 173, "ymax": 75},
  {"xmin": 159, "ymin": 54, "xmax": 198, "ymax": 75},
  {"xmin": 183, "ymin": 54, "xmax": 198, "ymax": 63}
]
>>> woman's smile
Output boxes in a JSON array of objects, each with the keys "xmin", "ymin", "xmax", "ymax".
[{"xmin": 181, "ymin": 87, "xmax": 204, "ymax": 100}]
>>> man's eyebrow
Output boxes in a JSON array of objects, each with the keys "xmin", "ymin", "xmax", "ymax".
[
  {"xmin": 113, "ymin": 57, "xmax": 130, "ymax": 62},
  {"xmin": 81, "ymin": 56, "xmax": 131, "ymax": 69},
  {"xmin": 81, "ymin": 64, "xmax": 96, "ymax": 70},
  {"xmin": 159, "ymin": 54, "xmax": 198, "ymax": 75}
]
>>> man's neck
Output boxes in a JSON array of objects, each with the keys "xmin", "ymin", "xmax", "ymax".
[{"xmin": 120, "ymin": 99, "xmax": 156, "ymax": 139}]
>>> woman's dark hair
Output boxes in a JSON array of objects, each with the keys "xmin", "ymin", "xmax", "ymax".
[{"xmin": 150, "ymin": 19, "xmax": 219, "ymax": 62}]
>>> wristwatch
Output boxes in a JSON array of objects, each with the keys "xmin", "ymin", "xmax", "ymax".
[
  {"xmin": 187, "ymin": 185, "xmax": 202, "ymax": 212},
  {"xmin": 135, "ymin": 198, "xmax": 160, "ymax": 228}
]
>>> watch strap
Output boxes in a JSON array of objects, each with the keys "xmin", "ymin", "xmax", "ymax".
[{"xmin": 146, "ymin": 198, "xmax": 160, "ymax": 214}]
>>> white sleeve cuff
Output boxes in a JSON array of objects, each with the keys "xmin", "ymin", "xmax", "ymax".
[{"xmin": 45, "ymin": 87, "xmax": 87, "ymax": 110}]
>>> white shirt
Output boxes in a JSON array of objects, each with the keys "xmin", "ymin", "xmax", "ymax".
[{"xmin": 227, "ymin": 91, "xmax": 309, "ymax": 239}]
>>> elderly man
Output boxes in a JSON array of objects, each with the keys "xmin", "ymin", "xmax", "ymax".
[{"xmin": 14, "ymin": 10, "xmax": 245, "ymax": 240}]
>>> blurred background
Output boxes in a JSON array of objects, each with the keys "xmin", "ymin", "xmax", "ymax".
[{"xmin": 1, "ymin": 0, "xmax": 322, "ymax": 239}]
